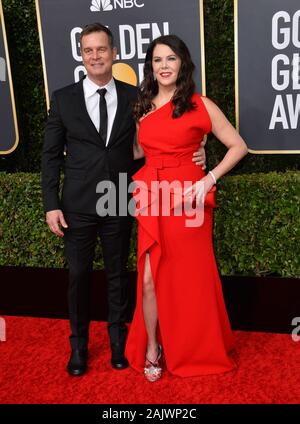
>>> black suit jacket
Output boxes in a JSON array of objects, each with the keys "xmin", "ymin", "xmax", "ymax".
[{"xmin": 42, "ymin": 77, "xmax": 138, "ymax": 215}]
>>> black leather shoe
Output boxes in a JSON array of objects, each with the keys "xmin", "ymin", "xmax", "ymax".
[
  {"xmin": 66, "ymin": 348, "xmax": 88, "ymax": 376},
  {"xmin": 111, "ymin": 344, "xmax": 129, "ymax": 370}
]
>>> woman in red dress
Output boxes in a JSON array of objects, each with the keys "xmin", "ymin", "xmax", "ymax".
[{"xmin": 125, "ymin": 35, "xmax": 248, "ymax": 381}]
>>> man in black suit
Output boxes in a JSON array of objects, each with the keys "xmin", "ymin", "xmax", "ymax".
[{"xmin": 42, "ymin": 23, "xmax": 205, "ymax": 376}]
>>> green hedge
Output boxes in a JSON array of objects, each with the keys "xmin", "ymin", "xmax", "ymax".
[
  {"xmin": 0, "ymin": 0, "xmax": 299, "ymax": 174},
  {"xmin": 1, "ymin": 172, "xmax": 299, "ymax": 277}
]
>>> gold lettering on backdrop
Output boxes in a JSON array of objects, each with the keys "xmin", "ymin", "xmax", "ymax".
[{"xmin": 71, "ymin": 22, "xmax": 169, "ymax": 85}]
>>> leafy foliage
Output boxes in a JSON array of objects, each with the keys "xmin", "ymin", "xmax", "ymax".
[
  {"xmin": 1, "ymin": 172, "xmax": 299, "ymax": 277},
  {"xmin": 214, "ymin": 171, "xmax": 300, "ymax": 277}
]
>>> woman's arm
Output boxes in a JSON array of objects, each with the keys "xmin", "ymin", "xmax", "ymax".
[
  {"xmin": 133, "ymin": 123, "xmax": 145, "ymax": 160},
  {"xmin": 185, "ymin": 97, "xmax": 248, "ymax": 203},
  {"xmin": 201, "ymin": 97, "xmax": 248, "ymax": 182}
]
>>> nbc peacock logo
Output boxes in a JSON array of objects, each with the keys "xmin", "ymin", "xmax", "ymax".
[
  {"xmin": 90, "ymin": 0, "xmax": 113, "ymax": 12},
  {"xmin": 90, "ymin": 0, "xmax": 145, "ymax": 12}
]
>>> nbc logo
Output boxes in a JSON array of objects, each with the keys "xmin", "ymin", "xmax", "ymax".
[
  {"xmin": 90, "ymin": 0, "xmax": 144, "ymax": 12},
  {"xmin": 90, "ymin": 0, "xmax": 113, "ymax": 11}
]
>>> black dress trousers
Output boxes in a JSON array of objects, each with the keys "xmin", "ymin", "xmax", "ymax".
[{"xmin": 63, "ymin": 212, "xmax": 132, "ymax": 350}]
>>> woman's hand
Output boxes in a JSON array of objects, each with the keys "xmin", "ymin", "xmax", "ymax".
[{"xmin": 183, "ymin": 174, "xmax": 215, "ymax": 207}]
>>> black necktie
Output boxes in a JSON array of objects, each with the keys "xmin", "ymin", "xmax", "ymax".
[{"xmin": 97, "ymin": 88, "xmax": 107, "ymax": 143}]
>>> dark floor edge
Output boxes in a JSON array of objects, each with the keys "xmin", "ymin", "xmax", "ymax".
[{"xmin": 1, "ymin": 266, "xmax": 299, "ymax": 334}]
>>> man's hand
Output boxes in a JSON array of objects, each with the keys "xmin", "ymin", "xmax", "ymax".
[
  {"xmin": 192, "ymin": 141, "xmax": 206, "ymax": 170},
  {"xmin": 46, "ymin": 209, "xmax": 68, "ymax": 237}
]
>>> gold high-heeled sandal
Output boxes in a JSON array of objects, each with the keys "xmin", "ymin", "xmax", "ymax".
[{"xmin": 144, "ymin": 344, "xmax": 163, "ymax": 382}]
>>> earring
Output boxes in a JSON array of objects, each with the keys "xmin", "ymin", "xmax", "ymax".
[{"xmin": 153, "ymin": 74, "xmax": 157, "ymax": 81}]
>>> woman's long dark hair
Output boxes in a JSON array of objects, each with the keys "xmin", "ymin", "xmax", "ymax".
[{"xmin": 133, "ymin": 35, "xmax": 196, "ymax": 121}]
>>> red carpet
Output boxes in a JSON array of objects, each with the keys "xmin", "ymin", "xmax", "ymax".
[{"xmin": 0, "ymin": 316, "xmax": 299, "ymax": 404}]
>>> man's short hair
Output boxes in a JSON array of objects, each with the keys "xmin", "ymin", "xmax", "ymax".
[{"xmin": 80, "ymin": 23, "xmax": 114, "ymax": 48}]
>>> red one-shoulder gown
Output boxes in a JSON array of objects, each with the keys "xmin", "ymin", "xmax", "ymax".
[{"xmin": 125, "ymin": 94, "xmax": 236, "ymax": 377}]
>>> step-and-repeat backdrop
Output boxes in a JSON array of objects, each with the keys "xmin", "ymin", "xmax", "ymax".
[
  {"xmin": 1, "ymin": 0, "xmax": 299, "ymax": 155},
  {"xmin": 0, "ymin": 0, "xmax": 18, "ymax": 154},
  {"xmin": 236, "ymin": 0, "xmax": 300, "ymax": 153},
  {"xmin": 35, "ymin": 0, "xmax": 206, "ymax": 108}
]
